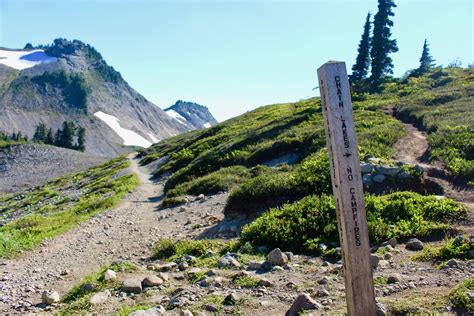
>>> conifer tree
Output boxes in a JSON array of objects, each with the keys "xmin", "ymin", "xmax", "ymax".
[
  {"xmin": 370, "ymin": 0, "xmax": 398, "ymax": 90},
  {"xmin": 33, "ymin": 123, "xmax": 47, "ymax": 143},
  {"xmin": 45, "ymin": 128, "xmax": 54, "ymax": 145},
  {"xmin": 350, "ymin": 13, "xmax": 372, "ymax": 84},
  {"xmin": 76, "ymin": 127, "xmax": 86, "ymax": 151},
  {"xmin": 417, "ymin": 39, "xmax": 435, "ymax": 74}
]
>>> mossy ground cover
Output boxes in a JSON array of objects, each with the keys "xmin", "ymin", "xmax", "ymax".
[
  {"xmin": 240, "ymin": 192, "xmax": 467, "ymax": 253},
  {"xmin": 413, "ymin": 235, "xmax": 473, "ymax": 262},
  {"xmin": 449, "ymin": 278, "xmax": 474, "ymax": 312},
  {"xmin": 394, "ymin": 68, "xmax": 474, "ymax": 184},
  {"xmin": 0, "ymin": 156, "xmax": 139, "ymax": 258}
]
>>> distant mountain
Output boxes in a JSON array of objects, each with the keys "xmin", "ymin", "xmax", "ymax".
[
  {"xmin": 165, "ymin": 100, "xmax": 218, "ymax": 130},
  {"xmin": 0, "ymin": 39, "xmax": 192, "ymax": 156}
]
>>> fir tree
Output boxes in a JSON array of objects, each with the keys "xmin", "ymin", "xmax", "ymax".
[
  {"xmin": 45, "ymin": 128, "xmax": 54, "ymax": 145},
  {"xmin": 417, "ymin": 39, "xmax": 435, "ymax": 74},
  {"xmin": 76, "ymin": 127, "xmax": 86, "ymax": 151},
  {"xmin": 33, "ymin": 123, "xmax": 47, "ymax": 143},
  {"xmin": 57, "ymin": 121, "xmax": 76, "ymax": 149},
  {"xmin": 350, "ymin": 13, "xmax": 372, "ymax": 84},
  {"xmin": 370, "ymin": 0, "xmax": 398, "ymax": 90}
]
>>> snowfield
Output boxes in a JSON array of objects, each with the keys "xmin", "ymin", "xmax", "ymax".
[
  {"xmin": 94, "ymin": 111, "xmax": 152, "ymax": 148},
  {"xmin": 0, "ymin": 49, "xmax": 57, "ymax": 70},
  {"xmin": 166, "ymin": 109, "xmax": 187, "ymax": 125},
  {"xmin": 148, "ymin": 133, "xmax": 159, "ymax": 143},
  {"xmin": 203, "ymin": 122, "xmax": 211, "ymax": 128}
]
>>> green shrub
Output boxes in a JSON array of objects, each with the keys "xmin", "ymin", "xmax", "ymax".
[
  {"xmin": 234, "ymin": 276, "xmax": 260, "ymax": 288},
  {"xmin": 161, "ymin": 196, "xmax": 188, "ymax": 208},
  {"xmin": 449, "ymin": 278, "xmax": 474, "ymax": 311},
  {"xmin": 413, "ymin": 236, "xmax": 473, "ymax": 262},
  {"xmin": 241, "ymin": 192, "xmax": 466, "ymax": 254}
]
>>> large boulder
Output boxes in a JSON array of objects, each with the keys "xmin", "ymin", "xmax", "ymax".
[
  {"xmin": 217, "ymin": 255, "xmax": 241, "ymax": 268},
  {"xmin": 405, "ymin": 238, "xmax": 424, "ymax": 251},
  {"xmin": 267, "ymin": 248, "xmax": 288, "ymax": 266},
  {"xmin": 89, "ymin": 291, "xmax": 109, "ymax": 305},
  {"xmin": 286, "ymin": 293, "xmax": 321, "ymax": 316}
]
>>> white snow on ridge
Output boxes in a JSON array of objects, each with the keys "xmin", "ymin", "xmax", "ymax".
[
  {"xmin": 166, "ymin": 109, "xmax": 187, "ymax": 124},
  {"xmin": 148, "ymin": 133, "xmax": 159, "ymax": 143},
  {"xmin": 203, "ymin": 122, "xmax": 211, "ymax": 128},
  {"xmin": 0, "ymin": 49, "xmax": 56, "ymax": 70},
  {"xmin": 94, "ymin": 111, "xmax": 152, "ymax": 148}
]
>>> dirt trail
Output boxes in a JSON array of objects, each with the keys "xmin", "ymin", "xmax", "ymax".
[{"xmin": 394, "ymin": 122, "xmax": 474, "ymax": 215}]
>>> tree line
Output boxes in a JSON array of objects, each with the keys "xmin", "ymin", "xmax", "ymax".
[
  {"xmin": 33, "ymin": 121, "xmax": 86, "ymax": 151},
  {"xmin": 350, "ymin": 0, "xmax": 435, "ymax": 92}
]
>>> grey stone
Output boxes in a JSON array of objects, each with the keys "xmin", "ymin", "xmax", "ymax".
[
  {"xmin": 376, "ymin": 165, "xmax": 400, "ymax": 176},
  {"xmin": 122, "ymin": 278, "xmax": 143, "ymax": 293},
  {"xmin": 414, "ymin": 165, "xmax": 424, "ymax": 174},
  {"xmin": 89, "ymin": 291, "xmax": 109, "ymax": 305},
  {"xmin": 368, "ymin": 157, "xmax": 381, "ymax": 164},
  {"xmin": 104, "ymin": 269, "xmax": 117, "ymax": 281},
  {"xmin": 444, "ymin": 259, "xmax": 459, "ymax": 269},
  {"xmin": 360, "ymin": 163, "xmax": 373, "ymax": 173},
  {"xmin": 180, "ymin": 310, "xmax": 193, "ymax": 316},
  {"xmin": 362, "ymin": 174, "xmax": 373, "ymax": 185},
  {"xmin": 372, "ymin": 174, "xmax": 386, "ymax": 183},
  {"xmin": 371, "ymin": 254, "xmax": 380, "ymax": 269},
  {"xmin": 156, "ymin": 262, "xmax": 178, "ymax": 271},
  {"xmin": 468, "ymin": 249, "xmax": 474, "ymax": 259},
  {"xmin": 41, "ymin": 290, "xmax": 60, "ymax": 305},
  {"xmin": 284, "ymin": 251, "xmax": 294, "ymax": 261},
  {"xmin": 247, "ymin": 260, "xmax": 264, "ymax": 270},
  {"xmin": 387, "ymin": 274, "xmax": 402, "ymax": 284},
  {"xmin": 158, "ymin": 272, "xmax": 169, "ymax": 281},
  {"xmin": 286, "ymin": 293, "xmax": 321, "ymax": 316},
  {"xmin": 217, "ymin": 255, "xmax": 241, "ymax": 268},
  {"xmin": 257, "ymin": 246, "xmax": 268, "ymax": 253},
  {"xmin": 318, "ymin": 276, "xmax": 330, "ymax": 285},
  {"xmin": 267, "ymin": 248, "xmax": 288, "ymax": 266},
  {"xmin": 376, "ymin": 301, "xmax": 388, "ymax": 316},
  {"xmin": 142, "ymin": 275, "xmax": 164, "ymax": 287},
  {"xmin": 406, "ymin": 238, "xmax": 424, "ymax": 251},
  {"xmin": 259, "ymin": 277, "xmax": 275, "ymax": 287},
  {"xmin": 205, "ymin": 305, "xmax": 219, "ymax": 312},
  {"xmin": 316, "ymin": 289, "xmax": 330, "ymax": 297},
  {"xmin": 178, "ymin": 261, "xmax": 189, "ymax": 271}
]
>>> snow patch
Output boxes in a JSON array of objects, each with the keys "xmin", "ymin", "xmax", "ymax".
[
  {"xmin": 166, "ymin": 109, "xmax": 187, "ymax": 124},
  {"xmin": 203, "ymin": 122, "xmax": 211, "ymax": 128},
  {"xmin": 0, "ymin": 49, "xmax": 57, "ymax": 70},
  {"xmin": 148, "ymin": 133, "xmax": 159, "ymax": 143},
  {"xmin": 94, "ymin": 111, "xmax": 152, "ymax": 148}
]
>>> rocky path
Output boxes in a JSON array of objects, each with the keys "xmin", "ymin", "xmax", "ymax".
[
  {"xmin": 394, "ymin": 122, "xmax": 474, "ymax": 215},
  {"xmin": 0, "ymin": 155, "xmax": 227, "ymax": 313}
]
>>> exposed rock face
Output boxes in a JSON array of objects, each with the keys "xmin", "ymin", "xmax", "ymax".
[
  {"xmin": 0, "ymin": 39, "xmax": 193, "ymax": 157},
  {"xmin": 165, "ymin": 100, "xmax": 218, "ymax": 130},
  {"xmin": 41, "ymin": 290, "xmax": 59, "ymax": 305},
  {"xmin": 406, "ymin": 238, "xmax": 424, "ymax": 251},
  {"xmin": 267, "ymin": 248, "xmax": 288, "ymax": 266}
]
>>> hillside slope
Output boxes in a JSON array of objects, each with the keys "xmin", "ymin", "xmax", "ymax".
[
  {"xmin": 165, "ymin": 100, "xmax": 218, "ymax": 129},
  {"xmin": 0, "ymin": 39, "xmax": 190, "ymax": 156}
]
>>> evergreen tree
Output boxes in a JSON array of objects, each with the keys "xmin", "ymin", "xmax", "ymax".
[
  {"xmin": 76, "ymin": 127, "xmax": 86, "ymax": 151},
  {"xmin": 350, "ymin": 13, "xmax": 372, "ymax": 84},
  {"xmin": 45, "ymin": 128, "xmax": 54, "ymax": 145},
  {"xmin": 370, "ymin": 0, "xmax": 398, "ymax": 90},
  {"xmin": 33, "ymin": 123, "xmax": 47, "ymax": 143},
  {"xmin": 417, "ymin": 39, "xmax": 435, "ymax": 74},
  {"xmin": 24, "ymin": 43, "xmax": 33, "ymax": 50},
  {"xmin": 57, "ymin": 121, "xmax": 76, "ymax": 149}
]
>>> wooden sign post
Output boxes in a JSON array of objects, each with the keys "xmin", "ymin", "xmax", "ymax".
[{"xmin": 317, "ymin": 61, "xmax": 376, "ymax": 315}]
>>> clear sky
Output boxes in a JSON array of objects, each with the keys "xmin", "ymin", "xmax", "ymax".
[{"xmin": 1, "ymin": 0, "xmax": 472, "ymax": 121}]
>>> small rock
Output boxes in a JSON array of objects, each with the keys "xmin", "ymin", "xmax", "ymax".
[
  {"xmin": 178, "ymin": 261, "xmax": 189, "ymax": 271},
  {"xmin": 406, "ymin": 238, "xmax": 424, "ymax": 251},
  {"xmin": 360, "ymin": 163, "xmax": 373, "ymax": 173},
  {"xmin": 196, "ymin": 194, "xmax": 205, "ymax": 200},
  {"xmin": 384, "ymin": 252, "xmax": 392, "ymax": 260},
  {"xmin": 286, "ymin": 293, "xmax": 321, "ymax": 316},
  {"xmin": 217, "ymin": 255, "xmax": 241, "ymax": 268},
  {"xmin": 372, "ymin": 174, "xmax": 385, "ymax": 183},
  {"xmin": 205, "ymin": 305, "xmax": 219, "ymax": 312},
  {"xmin": 181, "ymin": 310, "xmax": 193, "ymax": 316},
  {"xmin": 316, "ymin": 289, "xmax": 330, "ymax": 297},
  {"xmin": 149, "ymin": 306, "xmax": 166, "ymax": 314},
  {"xmin": 223, "ymin": 293, "xmax": 239, "ymax": 305},
  {"xmin": 257, "ymin": 246, "xmax": 268, "ymax": 253},
  {"xmin": 104, "ymin": 269, "xmax": 117, "ymax": 281},
  {"xmin": 142, "ymin": 275, "xmax": 164, "ymax": 287},
  {"xmin": 247, "ymin": 260, "xmax": 264, "ymax": 270},
  {"xmin": 371, "ymin": 254, "xmax": 380, "ymax": 269},
  {"xmin": 41, "ymin": 290, "xmax": 60, "ymax": 305},
  {"xmin": 318, "ymin": 276, "xmax": 330, "ymax": 285},
  {"xmin": 266, "ymin": 248, "xmax": 288, "ymax": 266},
  {"xmin": 284, "ymin": 252, "xmax": 294, "ymax": 261},
  {"xmin": 259, "ymin": 277, "xmax": 275, "ymax": 287},
  {"xmin": 468, "ymin": 249, "xmax": 474, "ymax": 259},
  {"xmin": 122, "ymin": 278, "xmax": 142, "ymax": 294},
  {"xmin": 444, "ymin": 259, "xmax": 459, "ymax": 269},
  {"xmin": 414, "ymin": 165, "xmax": 424, "ymax": 174},
  {"xmin": 376, "ymin": 301, "xmax": 388, "ymax": 316},
  {"xmin": 89, "ymin": 291, "xmax": 109, "ymax": 305},
  {"xmin": 387, "ymin": 274, "xmax": 402, "ymax": 284},
  {"xmin": 156, "ymin": 262, "xmax": 178, "ymax": 271},
  {"xmin": 271, "ymin": 266, "xmax": 284, "ymax": 272}
]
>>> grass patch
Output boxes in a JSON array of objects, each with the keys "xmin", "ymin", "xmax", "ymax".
[
  {"xmin": 413, "ymin": 236, "xmax": 473, "ymax": 262},
  {"xmin": 0, "ymin": 156, "xmax": 139, "ymax": 258},
  {"xmin": 449, "ymin": 278, "xmax": 474, "ymax": 311},
  {"xmin": 241, "ymin": 191, "xmax": 466, "ymax": 254},
  {"xmin": 234, "ymin": 276, "xmax": 260, "ymax": 288}
]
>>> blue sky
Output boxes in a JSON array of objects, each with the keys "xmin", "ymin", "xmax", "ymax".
[{"xmin": 1, "ymin": 0, "xmax": 472, "ymax": 121}]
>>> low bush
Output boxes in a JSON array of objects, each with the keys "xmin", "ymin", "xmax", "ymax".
[
  {"xmin": 449, "ymin": 278, "xmax": 474, "ymax": 311},
  {"xmin": 413, "ymin": 236, "xmax": 473, "ymax": 262},
  {"xmin": 241, "ymin": 192, "xmax": 466, "ymax": 254}
]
